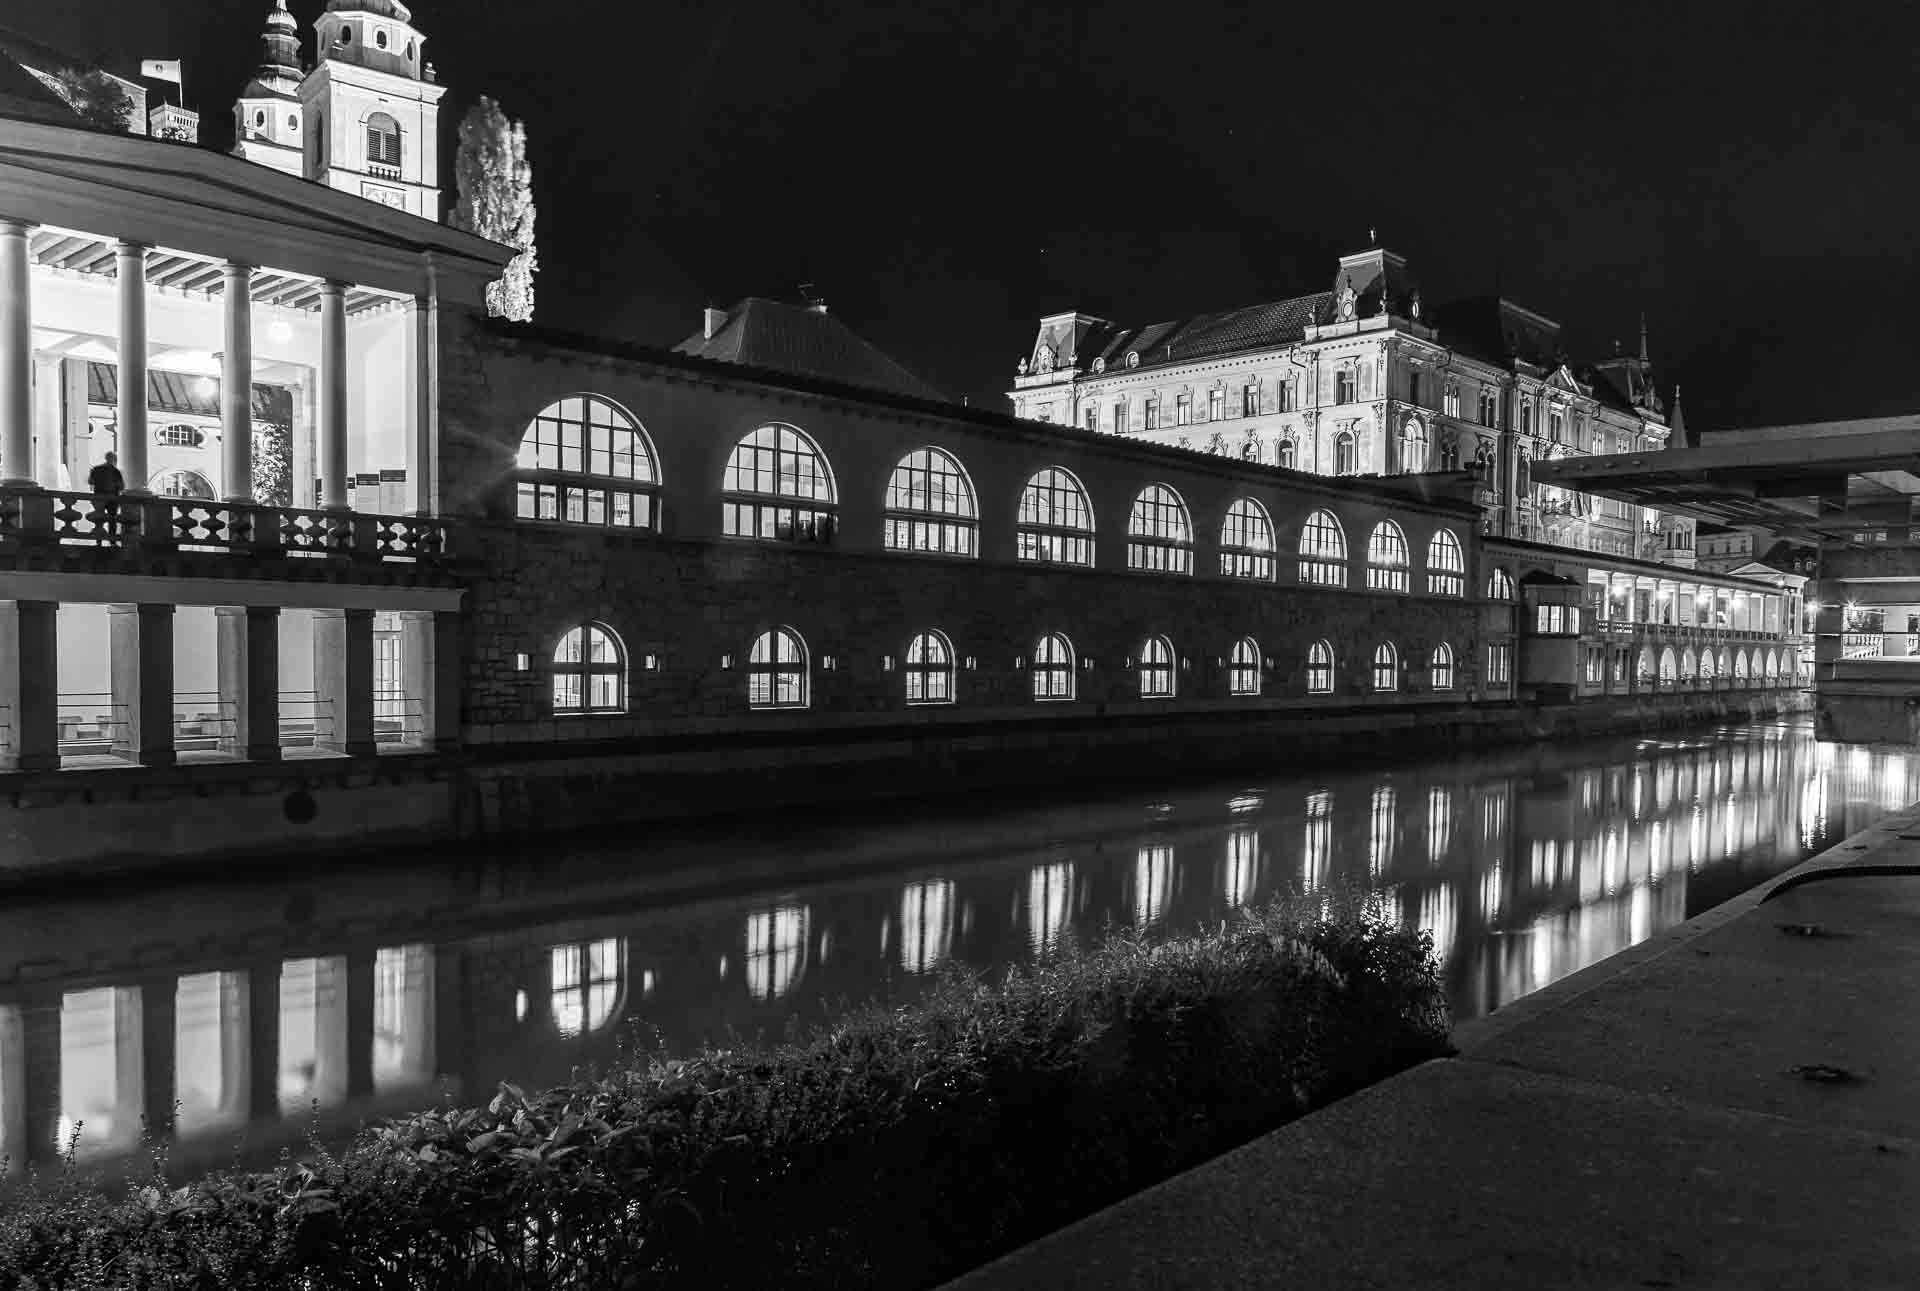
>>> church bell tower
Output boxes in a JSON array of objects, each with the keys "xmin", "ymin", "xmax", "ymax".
[
  {"xmin": 232, "ymin": 1, "xmax": 307, "ymax": 177},
  {"xmin": 299, "ymin": 0, "xmax": 447, "ymax": 221}
]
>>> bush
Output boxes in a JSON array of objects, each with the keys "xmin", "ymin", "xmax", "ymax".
[{"xmin": 0, "ymin": 896, "xmax": 1449, "ymax": 1290}]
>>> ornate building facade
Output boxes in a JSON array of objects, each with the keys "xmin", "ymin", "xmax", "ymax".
[{"xmin": 1008, "ymin": 242, "xmax": 1697, "ymax": 567}]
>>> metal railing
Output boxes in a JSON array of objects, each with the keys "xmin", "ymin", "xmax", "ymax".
[
  {"xmin": 374, "ymin": 689, "xmax": 425, "ymax": 745},
  {"xmin": 171, "ymin": 693, "xmax": 236, "ymax": 748},
  {"xmin": 277, "ymin": 691, "xmax": 334, "ymax": 746},
  {"xmin": 55, "ymin": 693, "xmax": 124, "ymax": 753}
]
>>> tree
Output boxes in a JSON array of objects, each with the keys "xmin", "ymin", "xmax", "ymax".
[
  {"xmin": 451, "ymin": 97, "xmax": 537, "ymax": 322},
  {"xmin": 49, "ymin": 67, "xmax": 134, "ymax": 133}
]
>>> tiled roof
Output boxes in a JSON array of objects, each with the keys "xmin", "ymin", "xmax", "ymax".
[
  {"xmin": 674, "ymin": 298, "xmax": 947, "ymax": 404},
  {"xmin": 1088, "ymin": 293, "xmax": 1331, "ymax": 372},
  {"xmin": 86, "ymin": 362, "xmax": 292, "ymax": 424}
]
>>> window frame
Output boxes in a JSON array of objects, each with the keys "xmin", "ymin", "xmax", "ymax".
[
  {"xmin": 365, "ymin": 110, "xmax": 401, "ymax": 167},
  {"xmin": 1126, "ymin": 483, "xmax": 1194, "ymax": 574},
  {"xmin": 1298, "ymin": 508, "xmax": 1349, "ymax": 586},
  {"xmin": 883, "ymin": 446, "xmax": 978, "ymax": 558},
  {"xmin": 1032, "ymin": 632, "xmax": 1076, "ymax": 702},
  {"xmin": 1365, "ymin": 521, "xmax": 1411, "ymax": 593},
  {"xmin": 1306, "ymin": 640, "xmax": 1335, "ymax": 695},
  {"xmin": 1372, "ymin": 642, "xmax": 1399, "ymax": 693},
  {"xmin": 747, "ymin": 626, "xmax": 811, "ymax": 710},
  {"xmin": 1426, "ymin": 528, "xmax": 1465, "ymax": 596},
  {"xmin": 515, "ymin": 394, "xmax": 663, "ymax": 532},
  {"xmin": 1017, "ymin": 466, "xmax": 1096, "ymax": 567},
  {"xmin": 904, "ymin": 629, "xmax": 956, "ymax": 705},
  {"xmin": 1335, "ymin": 430, "xmax": 1358, "ymax": 475},
  {"xmin": 1137, "ymin": 635, "xmax": 1176, "ymax": 698},
  {"xmin": 1219, "ymin": 497, "xmax": 1276, "ymax": 581},
  {"xmin": 1229, "ymin": 636, "xmax": 1262, "ymax": 696},
  {"xmin": 551, "ymin": 621, "xmax": 627, "ymax": 715},
  {"xmin": 722, "ymin": 423, "xmax": 837, "ymax": 545},
  {"xmin": 1431, "ymin": 641, "xmax": 1455, "ymax": 690}
]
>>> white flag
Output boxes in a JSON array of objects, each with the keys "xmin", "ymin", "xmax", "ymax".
[{"xmin": 140, "ymin": 59, "xmax": 181, "ymax": 85}]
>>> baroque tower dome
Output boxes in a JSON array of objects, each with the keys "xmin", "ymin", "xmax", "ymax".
[
  {"xmin": 324, "ymin": 0, "xmax": 415, "ymax": 18},
  {"xmin": 249, "ymin": 0, "xmax": 303, "ymax": 96}
]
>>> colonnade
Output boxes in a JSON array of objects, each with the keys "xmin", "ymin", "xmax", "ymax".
[{"xmin": 1591, "ymin": 571, "xmax": 1789, "ymax": 635}]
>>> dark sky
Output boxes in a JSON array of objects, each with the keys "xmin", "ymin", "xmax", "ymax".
[{"xmin": 17, "ymin": 0, "xmax": 1920, "ymax": 428}]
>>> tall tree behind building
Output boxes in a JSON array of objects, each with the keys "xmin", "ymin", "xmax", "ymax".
[
  {"xmin": 451, "ymin": 97, "xmax": 537, "ymax": 322},
  {"xmin": 49, "ymin": 68, "xmax": 133, "ymax": 132}
]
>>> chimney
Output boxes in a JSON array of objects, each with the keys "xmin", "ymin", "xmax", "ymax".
[{"xmin": 702, "ymin": 306, "xmax": 727, "ymax": 340}]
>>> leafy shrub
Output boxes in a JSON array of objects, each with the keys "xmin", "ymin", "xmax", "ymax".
[{"xmin": 0, "ymin": 896, "xmax": 1449, "ymax": 1290}]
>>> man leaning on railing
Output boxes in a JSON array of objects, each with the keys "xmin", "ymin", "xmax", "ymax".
[{"xmin": 87, "ymin": 451, "xmax": 125, "ymax": 546}]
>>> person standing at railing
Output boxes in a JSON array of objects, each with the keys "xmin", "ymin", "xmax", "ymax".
[{"xmin": 88, "ymin": 451, "xmax": 125, "ymax": 545}]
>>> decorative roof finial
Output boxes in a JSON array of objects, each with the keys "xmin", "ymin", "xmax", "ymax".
[
  {"xmin": 1639, "ymin": 312, "xmax": 1650, "ymax": 364},
  {"xmin": 1369, "ymin": 225, "xmax": 1378, "ymax": 246}
]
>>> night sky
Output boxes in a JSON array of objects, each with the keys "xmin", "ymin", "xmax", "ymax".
[{"xmin": 14, "ymin": 0, "xmax": 1920, "ymax": 428}]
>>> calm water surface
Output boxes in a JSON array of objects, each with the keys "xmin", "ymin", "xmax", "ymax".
[{"xmin": 5, "ymin": 716, "xmax": 1914, "ymax": 1181}]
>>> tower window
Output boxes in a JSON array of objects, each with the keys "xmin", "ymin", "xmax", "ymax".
[
  {"xmin": 375, "ymin": 28, "xmax": 389, "ymax": 49},
  {"xmin": 254, "ymin": 109, "xmax": 266, "ymax": 129},
  {"xmin": 340, "ymin": 24, "xmax": 353, "ymax": 43},
  {"xmin": 287, "ymin": 113, "xmax": 298, "ymax": 131},
  {"xmin": 366, "ymin": 112, "xmax": 401, "ymax": 167}
]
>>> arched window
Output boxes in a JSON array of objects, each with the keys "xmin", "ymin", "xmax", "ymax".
[
  {"xmin": 1366, "ymin": 521, "xmax": 1410, "ymax": 593},
  {"xmin": 552, "ymin": 623, "xmax": 625, "ymax": 713},
  {"xmin": 151, "ymin": 467, "xmax": 216, "ymax": 500},
  {"xmin": 1306, "ymin": 640, "xmax": 1334, "ymax": 695},
  {"xmin": 884, "ymin": 448, "xmax": 977, "ymax": 556},
  {"xmin": 550, "ymin": 939, "xmax": 624, "ymax": 1037},
  {"xmin": 1700, "ymin": 650, "xmax": 1717, "ymax": 682},
  {"xmin": 1372, "ymin": 642, "xmax": 1399, "ymax": 692},
  {"xmin": 1734, "ymin": 650, "xmax": 1749, "ymax": 682},
  {"xmin": 1033, "ymin": 632, "xmax": 1075, "ymax": 701},
  {"xmin": 1298, "ymin": 509, "xmax": 1348, "ymax": 586},
  {"xmin": 1017, "ymin": 468, "xmax": 1094, "ymax": 566},
  {"xmin": 365, "ymin": 111, "xmax": 401, "ymax": 167},
  {"xmin": 1229, "ymin": 636, "xmax": 1262, "ymax": 697},
  {"xmin": 748, "ymin": 627, "xmax": 809, "ymax": 709},
  {"xmin": 1488, "ymin": 567, "xmax": 1515, "ymax": 599},
  {"xmin": 516, "ymin": 395, "xmax": 660, "ymax": 529},
  {"xmin": 1426, "ymin": 529, "xmax": 1465, "ymax": 596},
  {"xmin": 1400, "ymin": 418, "xmax": 1426, "ymax": 472},
  {"xmin": 1220, "ymin": 498, "xmax": 1275, "ymax": 580},
  {"xmin": 1278, "ymin": 438, "xmax": 1297, "ymax": 470},
  {"xmin": 1718, "ymin": 647, "xmax": 1731, "ymax": 678},
  {"xmin": 1681, "ymin": 647, "xmax": 1697, "ymax": 680},
  {"xmin": 1335, "ymin": 430, "xmax": 1358, "ymax": 475},
  {"xmin": 1438, "ymin": 433, "xmax": 1461, "ymax": 473},
  {"xmin": 1765, "ymin": 651, "xmax": 1780, "ymax": 681},
  {"xmin": 1126, "ymin": 484, "xmax": 1193, "ymax": 573},
  {"xmin": 723, "ymin": 424, "xmax": 836, "ymax": 544},
  {"xmin": 1431, "ymin": 642, "xmax": 1455, "ymax": 690},
  {"xmin": 1659, "ymin": 647, "xmax": 1677, "ymax": 681},
  {"xmin": 1138, "ymin": 635, "xmax": 1176, "ymax": 698},
  {"xmin": 905, "ymin": 630, "xmax": 954, "ymax": 705}
]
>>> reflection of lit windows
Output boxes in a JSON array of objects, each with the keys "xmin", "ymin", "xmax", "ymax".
[
  {"xmin": 1419, "ymin": 886, "xmax": 1457, "ymax": 966},
  {"xmin": 1028, "ymin": 862, "xmax": 1074, "ymax": 956},
  {"xmin": 1481, "ymin": 859, "xmax": 1504, "ymax": 922},
  {"xmin": 174, "ymin": 972, "xmax": 248, "ymax": 1137},
  {"xmin": 372, "ymin": 945, "xmax": 434, "ymax": 1091},
  {"xmin": 1427, "ymin": 787, "xmax": 1452, "ymax": 865},
  {"xmin": 1629, "ymin": 884, "xmax": 1652, "ymax": 946},
  {"xmin": 899, "ymin": 880, "xmax": 955, "ymax": 974},
  {"xmin": 1481, "ymin": 788, "xmax": 1508, "ymax": 842},
  {"xmin": 1134, "ymin": 844, "xmax": 1173, "ymax": 930},
  {"xmin": 1369, "ymin": 785, "xmax": 1397, "ymax": 877},
  {"xmin": 1224, "ymin": 827, "xmax": 1259, "ymax": 907},
  {"xmin": 1304, "ymin": 791, "xmax": 1332, "ymax": 891},
  {"xmin": 744, "ymin": 907, "xmax": 809, "ymax": 1000},
  {"xmin": 278, "ymin": 958, "xmax": 348, "ymax": 1115},
  {"xmin": 59, "ymin": 986, "xmax": 144, "ymax": 1160},
  {"xmin": 551, "ymin": 940, "xmax": 625, "ymax": 1036}
]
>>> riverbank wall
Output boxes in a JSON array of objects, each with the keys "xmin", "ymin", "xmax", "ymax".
[{"xmin": 0, "ymin": 689, "xmax": 1809, "ymax": 880}]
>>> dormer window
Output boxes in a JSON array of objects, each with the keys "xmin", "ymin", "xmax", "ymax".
[
  {"xmin": 1035, "ymin": 344, "xmax": 1055, "ymax": 373},
  {"xmin": 1125, "ymin": 351, "xmax": 1139, "ymax": 369},
  {"xmin": 1091, "ymin": 357, "xmax": 1105, "ymax": 374}
]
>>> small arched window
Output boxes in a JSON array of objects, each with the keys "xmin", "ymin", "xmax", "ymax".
[
  {"xmin": 1138, "ymin": 635, "xmax": 1176, "ymax": 698},
  {"xmin": 1734, "ymin": 650, "xmax": 1749, "ymax": 681},
  {"xmin": 1017, "ymin": 468, "xmax": 1094, "ymax": 566},
  {"xmin": 1765, "ymin": 652, "xmax": 1780, "ymax": 681},
  {"xmin": 1426, "ymin": 529, "xmax": 1465, "ymax": 596},
  {"xmin": 1277, "ymin": 438, "xmax": 1297, "ymax": 470},
  {"xmin": 1659, "ymin": 646, "xmax": 1677, "ymax": 681},
  {"xmin": 1400, "ymin": 418, "xmax": 1426, "ymax": 472},
  {"xmin": 1335, "ymin": 430, "xmax": 1358, "ymax": 475},
  {"xmin": 1431, "ymin": 642, "xmax": 1455, "ymax": 690},
  {"xmin": 552, "ymin": 622, "xmax": 625, "ymax": 713},
  {"xmin": 550, "ymin": 939, "xmax": 624, "ymax": 1037},
  {"xmin": 151, "ymin": 467, "xmax": 216, "ymax": 500},
  {"xmin": 1299, "ymin": 509, "xmax": 1348, "ymax": 586},
  {"xmin": 1126, "ymin": 484, "xmax": 1193, "ymax": 574},
  {"xmin": 1366, "ymin": 521, "xmax": 1410, "ymax": 593},
  {"xmin": 1220, "ymin": 497, "xmax": 1275, "ymax": 580},
  {"xmin": 1372, "ymin": 642, "xmax": 1400, "ymax": 693},
  {"xmin": 1306, "ymin": 640, "xmax": 1335, "ymax": 695},
  {"xmin": 884, "ymin": 448, "xmax": 977, "ymax": 556},
  {"xmin": 1680, "ymin": 647, "xmax": 1697, "ymax": 680},
  {"xmin": 1699, "ymin": 649, "xmax": 1716, "ymax": 681},
  {"xmin": 905, "ymin": 630, "xmax": 955, "ymax": 705},
  {"xmin": 1638, "ymin": 647, "xmax": 1655, "ymax": 680},
  {"xmin": 1438, "ymin": 434, "xmax": 1461, "ymax": 472},
  {"xmin": 1488, "ymin": 568, "xmax": 1515, "ymax": 599},
  {"xmin": 1229, "ymin": 636, "xmax": 1262, "ymax": 697},
  {"xmin": 723, "ymin": 424, "xmax": 836, "ymax": 544},
  {"xmin": 366, "ymin": 111, "xmax": 401, "ymax": 167},
  {"xmin": 747, "ymin": 627, "xmax": 809, "ymax": 709},
  {"xmin": 1033, "ymin": 632, "xmax": 1076, "ymax": 701},
  {"xmin": 516, "ymin": 395, "xmax": 660, "ymax": 529}
]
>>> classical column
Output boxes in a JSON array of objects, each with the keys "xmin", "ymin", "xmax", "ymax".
[
  {"xmin": 116, "ymin": 242, "xmax": 150, "ymax": 494},
  {"xmin": 312, "ymin": 607, "xmax": 375, "ymax": 756},
  {"xmin": 399, "ymin": 609, "xmax": 460, "ymax": 750},
  {"xmin": 409, "ymin": 289, "xmax": 437, "ymax": 516},
  {"xmin": 109, "ymin": 602, "xmax": 175, "ymax": 767},
  {"xmin": 216, "ymin": 605, "xmax": 281, "ymax": 762},
  {"xmin": 30, "ymin": 356, "xmax": 60, "ymax": 488},
  {"xmin": 221, "ymin": 262, "xmax": 254, "ymax": 503},
  {"xmin": 0, "ymin": 600, "xmax": 57, "ymax": 771},
  {"xmin": 0, "ymin": 219, "xmax": 35, "ymax": 488},
  {"xmin": 319, "ymin": 280, "xmax": 348, "ymax": 510}
]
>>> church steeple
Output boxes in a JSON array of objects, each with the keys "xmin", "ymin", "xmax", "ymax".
[
  {"xmin": 1638, "ymin": 312, "xmax": 1650, "ymax": 364},
  {"xmin": 231, "ymin": 0, "xmax": 307, "ymax": 177},
  {"xmin": 257, "ymin": 0, "xmax": 303, "ymax": 91}
]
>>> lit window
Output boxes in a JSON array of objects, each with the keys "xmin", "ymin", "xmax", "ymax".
[
  {"xmin": 550, "ymin": 939, "xmax": 624, "ymax": 1037},
  {"xmin": 1277, "ymin": 438, "xmax": 1297, "ymax": 470},
  {"xmin": 1479, "ymin": 388, "xmax": 1498, "ymax": 427},
  {"xmin": 905, "ymin": 630, "xmax": 954, "ymax": 705},
  {"xmin": 1175, "ymin": 394, "xmax": 1192, "ymax": 426},
  {"xmin": 1208, "ymin": 389, "xmax": 1224, "ymax": 422},
  {"xmin": 1486, "ymin": 643, "xmax": 1512, "ymax": 683},
  {"xmin": 1431, "ymin": 642, "xmax": 1454, "ymax": 690},
  {"xmin": 722, "ymin": 424, "xmax": 836, "ymax": 544},
  {"xmin": 1426, "ymin": 529, "xmax": 1465, "ymax": 596},
  {"xmin": 1298, "ymin": 509, "xmax": 1348, "ymax": 586},
  {"xmin": 366, "ymin": 111, "xmax": 401, "ymax": 166},
  {"xmin": 1126, "ymin": 484, "xmax": 1193, "ymax": 574},
  {"xmin": 884, "ymin": 447, "xmax": 977, "ymax": 557},
  {"xmin": 1017, "ymin": 467, "xmax": 1095, "ymax": 566},
  {"xmin": 152, "ymin": 467, "xmax": 216, "ymax": 500},
  {"xmin": 1443, "ymin": 384, "xmax": 1461, "ymax": 418},
  {"xmin": 1488, "ymin": 568, "xmax": 1515, "ymax": 599},
  {"xmin": 1373, "ymin": 642, "xmax": 1399, "ymax": 693},
  {"xmin": 1033, "ymin": 632, "xmax": 1076, "ymax": 701},
  {"xmin": 552, "ymin": 622, "xmax": 625, "ymax": 713},
  {"xmin": 1219, "ymin": 497, "xmax": 1275, "ymax": 580},
  {"xmin": 515, "ymin": 395, "xmax": 660, "ymax": 530},
  {"xmin": 1306, "ymin": 640, "xmax": 1335, "ymax": 694},
  {"xmin": 748, "ymin": 627, "xmax": 809, "ymax": 708},
  {"xmin": 1400, "ymin": 419, "xmax": 1426, "ymax": 471},
  {"xmin": 1335, "ymin": 430, "xmax": 1358, "ymax": 475},
  {"xmin": 1366, "ymin": 521, "xmax": 1410, "ymax": 593},
  {"xmin": 1138, "ymin": 635, "xmax": 1176, "ymax": 698},
  {"xmin": 1229, "ymin": 637, "xmax": 1261, "ymax": 696}
]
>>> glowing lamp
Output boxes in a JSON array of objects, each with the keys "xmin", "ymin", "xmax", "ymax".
[
  {"xmin": 191, "ymin": 376, "xmax": 216, "ymax": 399},
  {"xmin": 268, "ymin": 318, "xmax": 293, "ymax": 345}
]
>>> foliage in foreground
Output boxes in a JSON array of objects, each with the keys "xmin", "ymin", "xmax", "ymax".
[{"xmin": 0, "ymin": 897, "xmax": 1450, "ymax": 1291}]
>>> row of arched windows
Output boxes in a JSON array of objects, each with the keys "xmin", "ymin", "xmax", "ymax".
[
  {"xmin": 514, "ymin": 397, "xmax": 1470, "ymax": 594},
  {"xmin": 1645, "ymin": 645, "xmax": 1791, "ymax": 684}
]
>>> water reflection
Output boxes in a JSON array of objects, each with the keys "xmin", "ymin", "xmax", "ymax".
[{"xmin": 3, "ymin": 720, "xmax": 1917, "ymax": 1182}]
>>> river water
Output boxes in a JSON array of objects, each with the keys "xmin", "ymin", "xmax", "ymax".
[{"xmin": 3, "ymin": 716, "xmax": 1914, "ymax": 1181}]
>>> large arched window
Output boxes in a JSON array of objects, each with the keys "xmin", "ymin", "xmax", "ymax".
[
  {"xmin": 1220, "ymin": 498, "xmax": 1275, "ymax": 580},
  {"xmin": 550, "ymin": 939, "xmax": 624, "ymax": 1037},
  {"xmin": 1426, "ymin": 529, "xmax": 1465, "ymax": 596},
  {"xmin": 1698, "ymin": 650, "xmax": 1716, "ymax": 682},
  {"xmin": 552, "ymin": 623, "xmax": 625, "ymax": 713},
  {"xmin": 1335, "ymin": 430, "xmax": 1358, "ymax": 475},
  {"xmin": 1277, "ymin": 438, "xmax": 1297, "ymax": 470},
  {"xmin": 1366, "ymin": 521, "xmax": 1410, "ymax": 593},
  {"xmin": 1306, "ymin": 640, "xmax": 1334, "ymax": 695},
  {"xmin": 516, "ymin": 395, "xmax": 660, "ymax": 529},
  {"xmin": 1032, "ymin": 632, "xmax": 1075, "ymax": 701},
  {"xmin": 1372, "ymin": 642, "xmax": 1400, "ymax": 692},
  {"xmin": 723, "ymin": 424, "xmax": 836, "ymax": 544},
  {"xmin": 905, "ymin": 630, "xmax": 955, "ymax": 705},
  {"xmin": 884, "ymin": 448, "xmax": 977, "ymax": 556},
  {"xmin": 1126, "ymin": 484, "xmax": 1193, "ymax": 574},
  {"xmin": 1017, "ymin": 468, "xmax": 1094, "ymax": 566},
  {"xmin": 1400, "ymin": 418, "xmax": 1426, "ymax": 472},
  {"xmin": 1734, "ymin": 650, "xmax": 1749, "ymax": 683},
  {"xmin": 747, "ymin": 627, "xmax": 809, "ymax": 709},
  {"xmin": 1680, "ymin": 647, "xmax": 1697, "ymax": 680},
  {"xmin": 1488, "ymin": 567, "xmax": 1515, "ymax": 599},
  {"xmin": 1431, "ymin": 642, "xmax": 1455, "ymax": 690},
  {"xmin": 1298, "ymin": 509, "xmax": 1348, "ymax": 586},
  {"xmin": 1229, "ymin": 636, "xmax": 1262, "ymax": 697},
  {"xmin": 1659, "ymin": 646, "xmax": 1677, "ymax": 681},
  {"xmin": 1138, "ymin": 635, "xmax": 1176, "ymax": 698},
  {"xmin": 366, "ymin": 111, "xmax": 401, "ymax": 167}
]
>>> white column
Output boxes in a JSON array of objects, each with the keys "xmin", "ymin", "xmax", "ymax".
[
  {"xmin": 320, "ymin": 280, "xmax": 348, "ymax": 510},
  {"xmin": 221, "ymin": 262, "xmax": 254, "ymax": 502},
  {"xmin": 30, "ymin": 356, "xmax": 59, "ymax": 488},
  {"xmin": 0, "ymin": 219, "xmax": 35, "ymax": 488},
  {"xmin": 409, "ymin": 288, "xmax": 435, "ymax": 516},
  {"xmin": 116, "ymin": 242, "xmax": 150, "ymax": 494}
]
